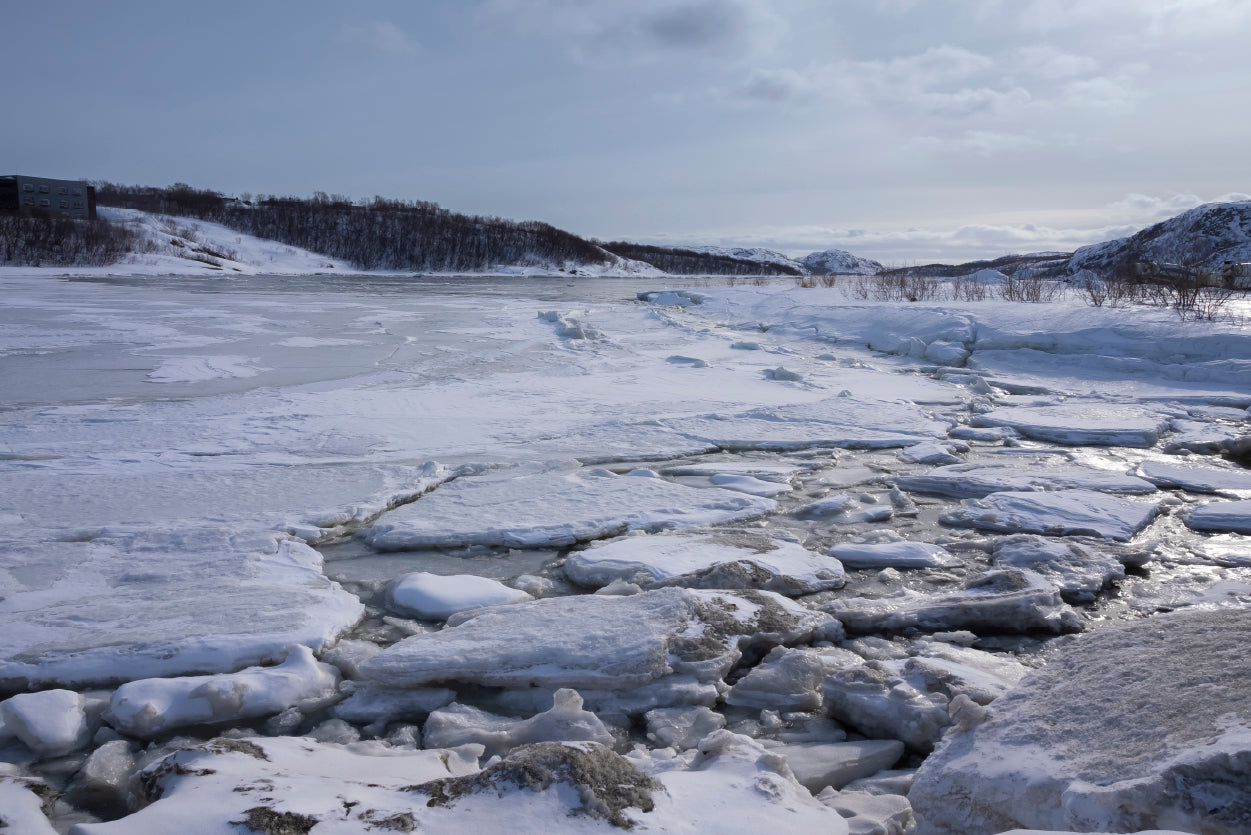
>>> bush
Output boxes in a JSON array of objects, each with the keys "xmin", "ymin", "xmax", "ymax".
[{"xmin": 0, "ymin": 213, "xmax": 142, "ymax": 266}]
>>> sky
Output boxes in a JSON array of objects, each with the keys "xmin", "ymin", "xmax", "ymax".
[{"xmin": 3, "ymin": 0, "xmax": 1249, "ymax": 263}]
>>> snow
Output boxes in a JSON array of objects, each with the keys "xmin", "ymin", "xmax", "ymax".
[
  {"xmin": 564, "ymin": 531, "xmax": 845, "ymax": 594},
  {"xmin": 940, "ymin": 489, "xmax": 1161, "ymax": 541},
  {"xmin": 361, "ymin": 469, "xmax": 777, "ymax": 550},
  {"xmin": 390, "ymin": 572, "xmax": 533, "ymax": 620}
]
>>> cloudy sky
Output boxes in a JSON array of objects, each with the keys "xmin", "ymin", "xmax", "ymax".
[{"xmin": 3, "ymin": 0, "xmax": 1248, "ymax": 261}]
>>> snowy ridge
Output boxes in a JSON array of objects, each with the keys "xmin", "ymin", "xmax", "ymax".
[
  {"xmin": 1069, "ymin": 199, "xmax": 1251, "ymax": 275},
  {"xmin": 800, "ymin": 248, "xmax": 885, "ymax": 275}
]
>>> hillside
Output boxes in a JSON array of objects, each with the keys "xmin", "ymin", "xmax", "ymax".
[{"xmin": 1069, "ymin": 200, "xmax": 1251, "ymax": 278}]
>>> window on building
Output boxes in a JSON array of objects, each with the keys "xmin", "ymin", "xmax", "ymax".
[
  {"xmin": 58, "ymin": 187, "xmax": 68, "ymax": 194},
  {"xmin": 23, "ymin": 184, "xmax": 34, "ymax": 192},
  {"xmin": 59, "ymin": 200, "xmax": 69, "ymax": 208},
  {"xmin": 40, "ymin": 199, "xmax": 51, "ymax": 206},
  {"xmin": 39, "ymin": 185, "xmax": 50, "ymax": 193}
]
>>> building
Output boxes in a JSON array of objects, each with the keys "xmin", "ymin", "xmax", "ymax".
[{"xmin": 0, "ymin": 175, "xmax": 96, "ymax": 219}]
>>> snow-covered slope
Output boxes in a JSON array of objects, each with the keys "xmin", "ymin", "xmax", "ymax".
[
  {"xmin": 686, "ymin": 246, "xmax": 808, "ymax": 274},
  {"xmin": 800, "ymin": 248, "xmax": 884, "ymax": 275},
  {"xmin": 1069, "ymin": 200, "xmax": 1251, "ymax": 275}
]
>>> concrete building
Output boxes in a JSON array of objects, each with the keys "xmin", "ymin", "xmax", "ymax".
[{"xmin": 0, "ymin": 175, "xmax": 96, "ymax": 219}]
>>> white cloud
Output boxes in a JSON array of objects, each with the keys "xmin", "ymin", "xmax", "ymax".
[
  {"xmin": 1015, "ymin": 45, "xmax": 1098, "ymax": 79},
  {"xmin": 910, "ymin": 130, "xmax": 1046, "ymax": 156},
  {"xmin": 338, "ymin": 20, "xmax": 416, "ymax": 56}
]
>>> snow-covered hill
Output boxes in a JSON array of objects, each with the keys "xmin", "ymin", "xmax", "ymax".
[
  {"xmin": 686, "ymin": 246, "xmax": 807, "ymax": 274},
  {"xmin": 800, "ymin": 248, "xmax": 884, "ymax": 275},
  {"xmin": 1069, "ymin": 200, "xmax": 1251, "ymax": 276}
]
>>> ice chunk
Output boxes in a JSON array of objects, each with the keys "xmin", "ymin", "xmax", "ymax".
[
  {"xmin": 823, "ymin": 569, "xmax": 1081, "ymax": 635},
  {"xmin": 924, "ymin": 340, "xmax": 970, "ymax": 366},
  {"xmin": 1185, "ymin": 499, "xmax": 1251, "ymax": 534},
  {"xmin": 390, "ymin": 572, "xmax": 533, "ymax": 620},
  {"xmin": 1137, "ymin": 458, "xmax": 1251, "ymax": 497},
  {"xmin": 795, "ymin": 494, "xmax": 855, "ymax": 517},
  {"xmin": 424, "ymin": 689, "xmax": 613, "ymax": 757},
  {"xmin": 765, "ymin": 366, "xmax": 804, "ymax": 381},
  {"xmin": 332, "ymin": 681, "xmax": 455, "ymax": 725},
  {"xmin": 773, "ymin": 740, "xmax": 905, "ymax": 792},
  {"xmin": 899, "ymin": 441, "xmax": 964, "ymax": 465},
  {"xmin": 992, "ymin": 535, "xmax": 1130, "ymax": 603},
  {"xmin": 106, "ymin": 645, "xmax": 340, "ymax": 738},
  {"xmin": 971, "ymin": 404, "xmax": 1169, "ymax": 447},
  {"xmin": 895, "ymin": 461, "xmax": 1158, "ymax": 498},
  {"xmin": 707, "ymin": 473, "xmax": 794, "ymax": 496},
  {"xmin": 362, "ymin": 469, "xmax": 776, "ymax": 550},
  {"xmin": 0, "ymin": 528, "xmax": 364, "ymax": 689},
  {"xmin": 0, "ymin": 689, "xmax": 91, "ymax": 757},
  {"xmin": 941, "ymin": 489, "xmax": 1160, "ymax": 541},
  {"xmin": 361, "ymin": 587, "xmax": 834, "ymax": 691},
  {"xmin": 644, "ymin": 706, "xmax": 726, "ymax": 749},
  {"xmin": 724, "ymin": 646, "xmax": 854, "ymax": 711},
  {"xmin": 818, "ymin": 788, "xmax": 916, "ymax": 835},
  {"xmin": 69, "ymin": 739, "xmax": 137, "ymax": 810},
  {"xmin": 910, "ymin": 608, "xmax": 1251, "ymax": 835},
  {"xmin": 660, "ymin": 461, "xmax": 804, "ymax": 481},
  {"xmin": 564, "ymin": 531, "xmax": 845, "ymax": 595},
  {"xmin": 830, "ymin": 541, "xmax": 962, "ymax": 570}
]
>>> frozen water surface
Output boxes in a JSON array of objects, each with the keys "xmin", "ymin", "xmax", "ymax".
[{"xmin": 2, "ymin": 275, "xmax": 1250, "ymax": 831}]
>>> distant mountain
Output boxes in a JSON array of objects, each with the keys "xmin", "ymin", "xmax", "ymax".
[
  {"xmin": 686, "ymin": 245, "xmax": 807, "ymax": 274},
  {"xmin": 882, "ymin": 252, "xmax": 1072, "ymax": 279},
  {"xmin": 799, "ymin": 249, "xmax": 884, "ymax": 275},
  {"xmin": 1068, "ymin": 200, "xmax": 1251, "ymax": 276}
]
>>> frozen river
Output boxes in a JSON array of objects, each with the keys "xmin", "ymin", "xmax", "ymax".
[{"xmin": 2, "ymin": 273, "xmax": 1250, "ymax": 833}]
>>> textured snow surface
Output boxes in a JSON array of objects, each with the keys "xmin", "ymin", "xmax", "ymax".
[
  {"xmin": 1185, "ymin": 499, "xmax": 1251, "ymax": 534},
  {"xmin": 362, "ymin": 469, "xmax": 777, "ymax": 550},
  {"xmin": 910, "ymin": 608, "xmax": 1251, "ymax": 835},
  {"xmin": 564, "ymin": 530, "xmax": 845, "ymax": 594},
  {"xmin": 1137, "ymin": 459, "xmax": 1251, "ymax": 496}
]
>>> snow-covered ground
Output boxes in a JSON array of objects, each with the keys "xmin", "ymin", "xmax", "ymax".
[{"xmin": 1, "ymin": 275, "xmax": 1249, "ymax": 833}]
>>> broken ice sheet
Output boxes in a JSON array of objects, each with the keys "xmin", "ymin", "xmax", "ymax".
[
  {"xmin": 940, "ymin": 489, "xmax": 1161, "ymax": 541},
  {"xmin": 0, "ymin": 527, "xmax": 364, "ymax": 689},
  {"xmin": 1138, "ymin": 458, "xmax": 1251, "ymax": 497},
  {"xmin": 360, "ymin": 468, "xmax": 776, "ymax": 550},
  {"xmin": 971, "ymin": 403, "xmax": 1170, "ymax": 447},
  {"xmin": 665, "ymin": 397, "xmax": 951, "ymax": 452},
  {"xmin": 361, "ymin": 587, "xmax": 834, "ymax": 692},
  {"xmin": 894, "ymin": 459, "xmax": 1157, "ymax": 499},
  {"xmin": 563, "ymin": 530, "xmax": 845, "ymax": 594}
]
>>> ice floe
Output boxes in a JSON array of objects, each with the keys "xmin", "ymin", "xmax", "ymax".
[
  {"xmin": 894, "ymin": 460, "xmax": 1158, "ymax": 498},
  {"xmin": 829, "ymin": 541, "xmax": 962, "ymax": 570},
  {"xmin": 991, "ymin": 535, "xmax": 1142, "ymax": 603},
  {"xmin": 104, "ymin": 645, "xmax": 340, "ymax": 738},
  {"xmin": 0, "ymin": 689, "xmax": 93, "ymax": 757},
  {"xmin": 822, "ymin": 569, "xmax": 1082, "ymax": 635},
  {"xmin": 361, "ymin": 469, "xmax": 776, "ymax": 550},
  {"xmin": 940, "ymin": 489, "xmax": 1161, "ymax": 541},
  {"xmin": 423, "ymin": 689, "xmax": 614, "ymax": 757},
  {"xmin": 909, "ymin": 608, "xmax": 1251, "ymax": 835},
  {"xmin": 0, "ymin": 528, "xmax": 364, "ymax": 689},
  {"xmin": 1185, "ymin": 499, "xmax": 1251, "ymax": 534},
  {"xmin": 389, "ymin": 572, "xmax": 533, "ymax": 620},
  {"xmin": 563, "ymin": 530, "xmax": 845, "ymax": 594},
  {"xmin": 361, "ymin": 587, "xmax": 835, "ymax": 694},
  {"xmin": 971, "ymin": 404, "xmax": 1170, "ymax": 447},
  {"xmin": 1137, "ymin": 458, "xmax": 1251, "ymax": 497}
]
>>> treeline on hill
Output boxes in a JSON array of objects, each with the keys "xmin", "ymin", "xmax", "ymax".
[
  {"xmin": 0, "ymin": 212, "xmax": 143, "ymax": 266},
  {"xmin": 93, "ymin": 182, "xmax": 610, "ymax": 272},
  {"xmin": 600, "ymin": 241, "xmax": 804, "ymax": 276}
]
